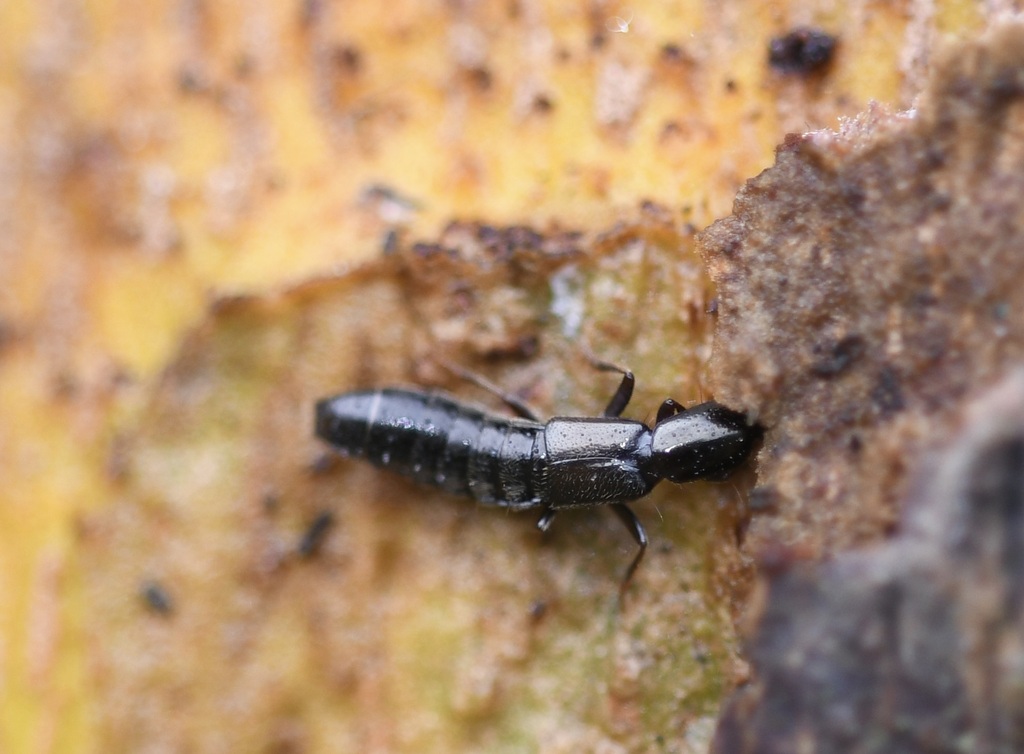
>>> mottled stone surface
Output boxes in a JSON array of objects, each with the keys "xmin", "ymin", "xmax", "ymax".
[
  {"xmin": 702, "ymin": 21, "xmax": 1024, "ymax": 556},
  {"xmin": 713, "ymin": 370, "xmax": 1024, "ymax": 753}
]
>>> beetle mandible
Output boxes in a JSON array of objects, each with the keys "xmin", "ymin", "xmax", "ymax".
[{"xmin": 314, "ymin": 366, "xmax": 760, "ymax": 593}]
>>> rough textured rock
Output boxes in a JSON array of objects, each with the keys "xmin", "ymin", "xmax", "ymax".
[
  {"xmin": 702, "ymin": 20, "xmax": 1024, "ymax": 754},
  {"xmin": 713, "ymin": 369, "xmax": 1024, "ymax": 753},
  {"xmin": 701, "ymin": 21, "xmax": 1024, "ymax": 557}
]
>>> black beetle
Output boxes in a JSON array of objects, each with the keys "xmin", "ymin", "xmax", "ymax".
[{"xmin": 315, "ymin": 367, "xmax": 760, "ymax": 593}]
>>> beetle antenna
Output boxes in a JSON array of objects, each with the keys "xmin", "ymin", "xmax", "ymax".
[{"xmin": 435, "ymin": 361, "xmax": 541, "ymax": 421}]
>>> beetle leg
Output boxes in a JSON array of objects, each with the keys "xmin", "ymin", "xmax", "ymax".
[
  {"xmin": 656, "ymin": 397, "xmax": 685, "ymax": 423},
  {"xmin": 536, "ymin": 507, "xmax": 557, "ymax": 532},
  {"xmin": 610, "ymin": 503, "xmax": 648, "ymax": 598},
  {"xmin": 440, "ymin": 362, "xmax": 542, "ymax": 421},
  {"xmin": 586, "ymin": 359, "xmax": 635, "ymax": 417}
]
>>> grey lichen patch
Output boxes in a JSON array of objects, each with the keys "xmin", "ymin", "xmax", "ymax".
[
  {"xmin": 699, "ymin": 20, "xmax": 1024, "ymax": 556},
  {"xmin": 594, "ymin": 59, "xmax": 650, "ymax": 132},
  {"xmin": 712, "ymin": 369, "xmax": 1024, "ymax": 753}
]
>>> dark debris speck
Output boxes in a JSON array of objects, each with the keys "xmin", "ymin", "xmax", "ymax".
[
  {"xmin": 768, "ymin": 28, "xmax": 837, "ymax": 75},
  {"xmin": 298, "ymin": 510, "xmax": 335, "ymax": 558},
  {"xmin": 810, "ymin": 334, "xmax": 866, "ymax": 377},
  {"xmin": 141, "ymin": 580, "xmax": 174, "ymax": 616}
]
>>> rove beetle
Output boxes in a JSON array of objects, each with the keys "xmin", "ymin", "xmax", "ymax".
[{"xmin": 315, "ymin": 365, "xmax": 760, "ymax": 594}]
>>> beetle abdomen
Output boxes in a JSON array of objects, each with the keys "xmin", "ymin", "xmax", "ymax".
[{"xmin": 315, "ymin": 389, "xmax": 545, "ymax": 507}]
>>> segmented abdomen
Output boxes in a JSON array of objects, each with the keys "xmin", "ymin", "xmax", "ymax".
[{"xmin": 315, "ymin": 389, "xmax": 545, "ymax": 508}]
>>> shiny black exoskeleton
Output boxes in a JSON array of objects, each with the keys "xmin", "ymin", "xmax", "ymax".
[{"xmin": 315, "ymin": 368, "xmax": 760, "ymax": 593}]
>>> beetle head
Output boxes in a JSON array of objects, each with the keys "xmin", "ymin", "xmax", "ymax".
[{"xmin": 648, "ymin": 402, "xmax": 760, "ymax": 483}]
